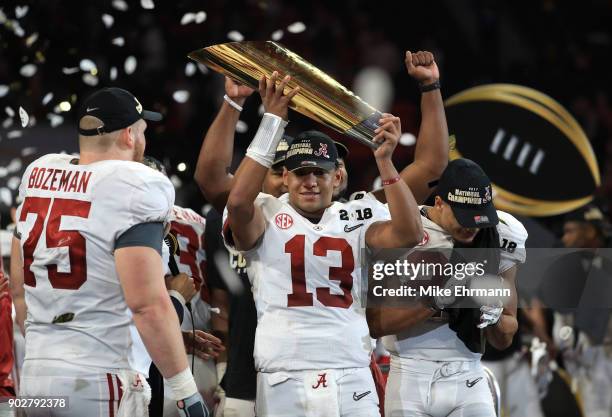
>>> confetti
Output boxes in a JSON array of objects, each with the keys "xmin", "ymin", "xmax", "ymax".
[
  {"xmin": 111, "ymin": 37, "xmax": 125, "ymax": 47},
  {"xmin": 7, "ymin": 176, "xmax": 21, "ymax": 190},
  {"xmin": 112, "ymin": 0, "xmax": 128, "ymax": 11},
  {"xmin": 7, "ymin": 158, "xmax": 22, "ymax": 173},
  {"xmin": 5, "ymin": 107, "xmax": 14, "ymax": 117},
  {"xmin": 172, "ymin": 90, "xmax": 190, "ymax": 103},
  {"xmin": 399, "ymin": 132, "xmax": 416, "ymax": 146},
  {"xmin": 62, "ymin": 67, "xmax": 79, "ymax": 75},
  {"xmin": 25, "ymin": 32, "xmax": 38, "ymax": 47},
  {"xmin": 185, "ymin": 62, "xmax": 196, "ymax": 77},
  {"xmin": 7, "ymin": 130, "xmax": 23, "ymax": 139},
  {"xmin": 42, "ymin": 92, "xmax": 53, "ymax": 105},
  {"xmin": 271, "ymin": 30, "xmax": 283, "ymax": 41},
  {"xmin": 82, "ymin": 73, "xmax": 99, "ymax": 86},
  {"xmin": 21, "ymin": 146, "xmax": 37, "ymax": 156},
  {"xmin": 201, "ymin": 204, "xmax": 212, "ymax": 216},
  {"xmin": 124, "ymin": 56, "xmax": 137, "ymax": 74},
  {"xmin": 0, "ymin": 168, "xmax": 7, "ymax": 178},
  {"xmin": 19, "ymin": 63, "xmax": 37, "ymax": 77},
  {"xmin": 79, "ymin": 58, "xmax": 97, "ymax": 73},
  {"xmin": 180, "ymin": 13, "xmax": 195, "ymax": 25},
  {"xmin": 170, "ymin": 175, "xmax": 182, "ymax": 188},
  {"xmin": 47, "ymin": 113, "xmax": 64, "ymax": 128},
  {"xmin": 195, "ymin": 11, "xmax": 206, "ymax": 23},
  {"xmin": 197, "ymin": 63, "xmax": 209, "ymax": 74},
  {"xmin": 258, "ymin": 104, "xmax": 265, "ymax": 116},
  {"xmin": 372, "ymin": 176, "xmax": 382, "ymax": 190},
  {"xmin": 12, "ymin": 21, "xmax": 25, "ymax": 37},
  {"xmin": 0, "ymin": 188, "xmax": 12, "ymax": 207},
  {"xmin": 2, "ymin": 118, "xmax": 13, "ymax": 129},
  {"xmin": 101, "ymin": 14, "xmax": 114, "ymax": 28},
  {"xmin": 141, "ymin": 0, "xmax": 155, "ymax": 10},
  {"xmin": 19, "ymin": 106, "xmax": 29, "ymax": 127},
  {"xmin": 110, "ymin": 66, "xmax": 118, "ymax": 80},
  {"xmin": 227, "ymin": 31, "xmax": 244, "ymax": 41},
  {"xmin": 287, "ymin": 22, "xmax": 306, "ymax": 33},
  {"xmin": 58, "ymin": 101, "xmax": 71, "ymax": 112},
  {"xmin": 236, "ymin": 120, "xmax": 248, "ymax": 133},
  {"xmin": 15, "ymin": 5, "xmax": 28, "ymax": 19},
  {"xmin": 0, "ymin": 85, "xmax": 8, "ymax": 97}
]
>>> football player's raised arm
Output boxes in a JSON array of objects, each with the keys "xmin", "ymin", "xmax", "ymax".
[
  {"xmin": 372, "ymin": 51, "xmax": 448, "ymax": 205},
  {"xmin": 226, "ymin": 72, "xmax": 299, "ymax": 251},
  {"xmin": 365, "ymin": 114, "xmax": 423, "ymax": 249},
  {"xmin": 484, "ymin": 265, "xmax": 519, "ymax": 350},
  {"xmin": 194, "ymin": 77, "xmax": 254, "ymax": 214},
  {"xmin": 9, "ymin": 236, "xmax": 26, "ymax": 335}
]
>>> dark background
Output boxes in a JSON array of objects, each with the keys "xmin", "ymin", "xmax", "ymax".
[{"xmin": 1, "ymin": 0, "xmax": 611, "ymax": 235}]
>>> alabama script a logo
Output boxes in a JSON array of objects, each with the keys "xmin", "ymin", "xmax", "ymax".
[{"xmin": 311, "ymin": 373, "xmax": 328, "ymax": 389}]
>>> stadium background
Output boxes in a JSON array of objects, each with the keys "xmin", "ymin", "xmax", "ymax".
[{"xmin": 0, "ymin": 0, "xmax": 611, "ymax": 235}]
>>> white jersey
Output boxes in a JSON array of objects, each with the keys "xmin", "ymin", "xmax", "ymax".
[
  {"xmin": 383, "ymin": 207, "xmax": 528, "ymax": 361},
  {"xmin": 224, "ymin": 193, "xmax": 390, "ymax": 372},
  {"xmin": 15, "ymin": 154, "xmax": 174, "ymax": 373},
  {"xmin": 169, "ymin": 205, "xmax": 211, "ymax": 331}
]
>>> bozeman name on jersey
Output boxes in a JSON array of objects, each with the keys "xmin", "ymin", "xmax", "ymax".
[
  {"xmin": 223, "ymin": 193, "xmax": 390, "ymax": 372},
  {"xmin": 16, "ymin": 154, "xmax": 174, "ymax": 373},
  {"xmin": 382, "ymin": 207, "xmax": 528, "ymax": 362}
]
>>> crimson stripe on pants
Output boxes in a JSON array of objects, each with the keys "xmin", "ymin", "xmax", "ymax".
[{"xmin": 106, "ymin": 373, "xmax": 115, "ymax": 417}]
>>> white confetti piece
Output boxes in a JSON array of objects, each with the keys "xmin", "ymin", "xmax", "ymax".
[
  {"xmin": 372, "ymin": 176, "xmax": 382, "ymax": 190},
  {"xmin": 170, "ymin": 175, "xmax": 182, "ymax": 188},
  {"xmin": 7, "ymin": 158, "xmax": 22, "ymax": 173},
  {"xmin": 7, "ymin": 130, "xmax": 22, "ymax": 139},
  {"xmin": 82, "ymin": 73, "xmax": 99, "ymax": 86},
  {"xmin": 7, "ymin": 176, "xmax": 21, "ymax": 190},
  {"xmin": 271, "ymin": 30, "xmax": 283, "ymax": 41},
  {"xmin": 79, "ymin": 58, "xmax": 97, "ymax": 72},
  {"xmin": 5, "ymin": 107, "xmax": 14, "ymax": 117},
  {"xmin": 227, "ymin": 31, "xmax": 244, "ymax": 41},
  {"xmin": 201, "ymin": 204, "xmax": 212, "ymax": 216},
  {"xmin": 62, "ymin": 67, "xmax": 79, "ymax": 75},
  {"xmin": 258, "ymin": 104, "xmax": 265, "ymax": 116},
  {"xmin": 0, "ymin": 168, "xmax": 7, "ymax": 178},
  {"xmin": 287, "ymin": 21, "xmax": 306, "ymax": 33},
  {"xmin": 28, "ymin": 115, "xmax": 36, "ymax": 127},
  {"xmin": 185, "ymin": 62, "xmax": 196, "ymax": 76},
  {"xmin": 0, "ymin": 9, "xmax": 5, "ymax": 24},
  {"xmin": 13, "ymin": 21, "xmax": 25, "ymax": 37},
  {"xmin": 399, "ymin": 132, "xmax": 416, "ymax": 146},
  {"xmin": 197, "ymin": 63, "xmax": 208, "ymax": 74},
  {"xmin": 19, "ymin": 106, "xmax": 29, "ymax": 127},
  {"xmin": 42, "ymin": 92, "xmax": 53, "ymax": 105},
  {"xmin": 21, "ymin": 146, "xmax": 36, "ymax": 156},
  {"xmin": 172, "ymin": 90, "xmax": 190, "ymax": 103},
  {"xmin": 47, "ymin": 113, "xmax": 64, "ymax": 127},
  {"xmin": 112, "ymin": 0, "xmax": 128, "ymax": 11},
  {"xmin": 102, "ymin": 14, "xmax": 114, "ymax": 28},
  {"xmin": 236, "ymin": 120, "xmax": 248, "ymax": 133},
  {"xmin": 111, "ymin": 37, "xmax": 125, "ymax": 47},
  {"xmin": 0, "ymin": 85, "xmax": 8, "ymax": 97},
  {"xmin": 19, "ymin": 63, "xmax": 37, "ymax": 77},
  {"xmin": 15, "ymin": 5, "xmax": 28, "ymax": 19},
  {"xmin": 180, "ymin": 12, "xmax": 195, "ymax": 25},
  {"xmin": 110, "ymin": 66, "xmax": 118, "ymax": 80},
  {"xmin": 124, "ymin": 56, "xmax": 137, "ymax": 74},
  {"xmin": 25, "ymin": 32, "xmax": 38, "ymax": 47},
  {"xmin": 195, "ymin": 11, "xmax": 206, "ymax": 23},
  {"xmin": 2, "ymin": 118, "xmax": 13, "ymax": 129},
  {"xmin": 58, "ymin": 101, "xmax": 71, "ymax": 112},
  {"xmin": 0, "ymin": 188, "xmax": 12, "ymax": 207},
  {"xmin": 141, "ymin": 0, "xmax": 154, "ymax": 9}
]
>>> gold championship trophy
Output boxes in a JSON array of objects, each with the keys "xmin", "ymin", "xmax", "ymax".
[{"xmin": 188, "ymin": 41, "xmax": 382, "ymax": 149}]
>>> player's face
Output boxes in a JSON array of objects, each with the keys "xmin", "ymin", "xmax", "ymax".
[
  {"xmin": 333, "ymin": 158, "xmax": 348, "ymax": 198},
  {"xmin": 562, "ymin": 221, "xmax": 592, "ymax": 248},
  {"xmin": 435, "ymin": 197, "xmax": 479, "ymax": 243},
  {"xmin": 131, "ymin": 120, "xmax": 147, "ymax": 163},
  {"xmin": 284, "ymin": 167, "xmax": 341, "ymax": 214},
  {"xmin": 262, "ymin": 165, "xmax": 287, "ymax": 197}
]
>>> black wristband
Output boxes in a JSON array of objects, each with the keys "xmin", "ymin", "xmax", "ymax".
[{"xmin": 419, "ymin": 79, "xmax": 441, "ymax": 93}]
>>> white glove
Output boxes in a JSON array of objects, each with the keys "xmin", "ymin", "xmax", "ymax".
[{"xmin": 477, "ymin": 303, "xmax": 503, "ymax": 329}]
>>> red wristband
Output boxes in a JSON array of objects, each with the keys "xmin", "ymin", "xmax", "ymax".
[{"xmin": 382, "ymin": 176, "xmax": 401, "ymax": 186}]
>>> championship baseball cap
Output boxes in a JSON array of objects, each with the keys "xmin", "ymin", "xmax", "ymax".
[
  {"xmin": 436, "ymin": 158, "xmax": 498, "ymax": 228},
  {"xmin": 77, "ymin": 87, "xmax": 162, "ymax": 136},
  {"xmin": 564, "ymin": 204, "xmax": 606, "ymax": 229},
  {"xmin": 335, "ymin": 141, "xmax": 349, "ymax": 160},
  {"xmin": 271, "ymin": 135, "xmax": 294, "ymax": 168},
  {"xmin": 284, "ymin": 130, "xmax": 339, "ymax": 172}
]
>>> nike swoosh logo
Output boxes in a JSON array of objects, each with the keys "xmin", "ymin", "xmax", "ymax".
[
  {"xmin": 344, "ymin": 223, "xmax": 364, "ymax": 233},
  {"xmin": 466, "ymin": 377, "xmax": 483, "ymax": 388},
  {"xmin": 353, "ymin": 391, "xmax": 371, "ymax": 401},
  {"xmin": 86, "ymin": 107, "xmax": 99, "ymax": 112}
]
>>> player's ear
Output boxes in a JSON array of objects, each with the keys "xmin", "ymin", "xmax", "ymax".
[
  {"xmin": 434, "ymin": 195, "xmax": 443, "ymax": 209},
  {"xmin": 332, "ymin": 168, "xmax": 342, "ymax": 187},
  {"xmin": 117, "ymin": 126, "xmax": 133, "ymax": 149},
  {"xmin": 283, "ymin": 168, "xmax": 289, "ymax": 186}
]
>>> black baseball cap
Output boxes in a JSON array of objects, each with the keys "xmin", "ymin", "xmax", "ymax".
[
  {"xmin": 284, "ymin": 130, "xmax": 339, "ymax": 172},
  {"xmin": 77, "ymin": 87, "xmax": 162, "ymax": 136},
  {"xmin": 271, "ymin": 135, "xmax": 294, "ymax": 168},
  {"xmin": 335, "ymin": 141, "xmax": 349, "ymax": 160},
  {"xmin": 565, "ymin": 204, "xmax": 606, "ymax": 228},
  {"xmin": 436, "ymin": 158, "xmax": 498, "ymax": 228}
]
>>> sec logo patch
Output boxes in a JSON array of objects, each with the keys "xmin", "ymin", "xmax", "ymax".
[{"xmin": 275, "ymin": 213, "xmax": 293, "ymax": 229}]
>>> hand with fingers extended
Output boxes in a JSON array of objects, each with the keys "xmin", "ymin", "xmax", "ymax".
[
  {"xmin": 258, "ymin": 71, "xmax": 300, "ymax": 121},
  {"xmin": 405, "ymin": 50, "xmax": 439, "ymax": 85},
  {"xmin": 373, "ymin": 113, "xmax": 402, "ymax": 160},
  {"xmin": 182, "ymin": 330, "xmax": 225, "ymax": 360},
  {"xmin": 224, "ymin": 76, "xmax": 254, "ymax": 106}
]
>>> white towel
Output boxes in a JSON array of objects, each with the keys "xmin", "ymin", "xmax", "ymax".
[
  {"xmin": 116, "ymin": 369, "xmax": 152, "ymax": 417},
  {"xmin": 303, "ymin": 370, "xmax": 340, "ymax": 417}
]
